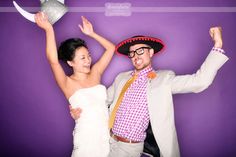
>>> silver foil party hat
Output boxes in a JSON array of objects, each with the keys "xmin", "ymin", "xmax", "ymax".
[{"xmin": 13, "ymin": 0, "xmax": 68, "ymax": 25}]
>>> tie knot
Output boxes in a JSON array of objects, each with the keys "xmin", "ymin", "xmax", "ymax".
[
  {"xmin": 133, "ymin": 74, "xmax": 138, "ymax": 79},
  {"xmin": 129, "ymin": 75, "xmax": 137, "ymax": 83}
]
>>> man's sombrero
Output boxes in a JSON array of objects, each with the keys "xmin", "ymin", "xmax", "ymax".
[{"xmin": 115, "ymin": 35, "xmax": 165, "ymax": 56}]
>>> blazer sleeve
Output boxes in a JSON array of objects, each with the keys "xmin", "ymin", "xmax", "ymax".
[
  {"xmin": 106, "ymin": 73, "xmax": 122, "ymax": 108},
  {"xmin": 106, "ymin": 81, "xmax": 115, "ymax": 108},
  {"xmin": 170, "ymin": 51, "xmax": 229, "ymax": 94}
]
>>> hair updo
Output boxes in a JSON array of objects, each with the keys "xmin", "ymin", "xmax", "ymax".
[{"xmin": 58, "ymin": 38, "xmax": 88, "ymax": 62}]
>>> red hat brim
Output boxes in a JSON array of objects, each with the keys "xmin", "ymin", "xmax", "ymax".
[{"xmin": 115, "ymin": 36, "xmax": 165, "ymax": 56}]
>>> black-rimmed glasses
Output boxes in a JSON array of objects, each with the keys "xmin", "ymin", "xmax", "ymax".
[{"xmin": 128, "ymin": 47, "xmax": 151, "ymax": 58}]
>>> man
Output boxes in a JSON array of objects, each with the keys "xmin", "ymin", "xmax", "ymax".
[{"xmin": 70, "ymin": 27, "xmax": 228, "ymax": 157}]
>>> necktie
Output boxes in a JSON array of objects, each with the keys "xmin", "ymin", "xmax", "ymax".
[{"xmin": 109, "ymin": 75, "xmax": 137, "ymax": 129}]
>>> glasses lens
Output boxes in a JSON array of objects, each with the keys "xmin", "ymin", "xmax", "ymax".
[
  {"xmin": 136, "ymin": 48, "xmax": 145, "ymax": 55},
  {"xmin": 128, "ymin": 51, "xmax": 135, "ymax": 58}
]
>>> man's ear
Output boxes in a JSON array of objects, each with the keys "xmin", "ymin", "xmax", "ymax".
[
  {"xmin": 67, "ymin": 61, "xmax": 73, "ymax": 67},
  {"xmin": 149, "ymin": 48, "xmax": 154, "ymax": 58}
]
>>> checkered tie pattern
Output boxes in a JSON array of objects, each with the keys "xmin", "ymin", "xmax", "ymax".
[{"xmin": 109, "ymin": 75, "xmax": 137, "ymax": 129}]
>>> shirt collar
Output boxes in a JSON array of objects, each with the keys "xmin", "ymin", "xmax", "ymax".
[{"xmin": 131, "ymin": 66, "xmax": 154, "ymax": 78}]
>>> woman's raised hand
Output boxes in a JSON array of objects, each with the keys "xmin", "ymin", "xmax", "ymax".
[
  {"xmin": 78, "ymin": 16, "xmax": 94, "ymax": 36},
  {"xmin": 35, "ymin": 12, "xmax": 52, "ymax": 31}
]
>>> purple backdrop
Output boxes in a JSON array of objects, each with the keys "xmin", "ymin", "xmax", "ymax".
[{"xmin": 0, "ymin": 0, "xmax": 236, "ymax": 157}]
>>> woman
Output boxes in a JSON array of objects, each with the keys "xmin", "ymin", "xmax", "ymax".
[{"xmin": 35, "ymin": 12, "xmax": 115, "ymax": 157}]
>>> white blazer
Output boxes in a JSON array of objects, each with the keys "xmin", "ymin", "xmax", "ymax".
[{"xmin": 107, "ymin": 51, "xmax": 229, "ymax": 157}]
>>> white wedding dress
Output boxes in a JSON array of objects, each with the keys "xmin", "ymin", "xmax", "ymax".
[{"xmin": 69, "ymin": 85, "xmax": 110, "ymax": 157}]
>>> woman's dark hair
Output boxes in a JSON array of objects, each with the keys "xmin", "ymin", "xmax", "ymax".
[{"xmin": 58, "ymin": 38, "xmax": 88, "ymax": 62}]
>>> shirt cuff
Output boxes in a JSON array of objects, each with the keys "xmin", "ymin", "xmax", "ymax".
[{"xmin": 212, "ymin": 47, "xmax": 225, "ymax": 54}]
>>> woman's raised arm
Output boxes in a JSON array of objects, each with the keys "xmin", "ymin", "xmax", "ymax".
[{"xmin": 35, "ymin": 12, "xmax": 67, "ymax": 91}]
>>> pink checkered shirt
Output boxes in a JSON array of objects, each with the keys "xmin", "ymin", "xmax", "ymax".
[{"xmin": 112, "ymin": 66, "xmax": 154, "ymax": 142}]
